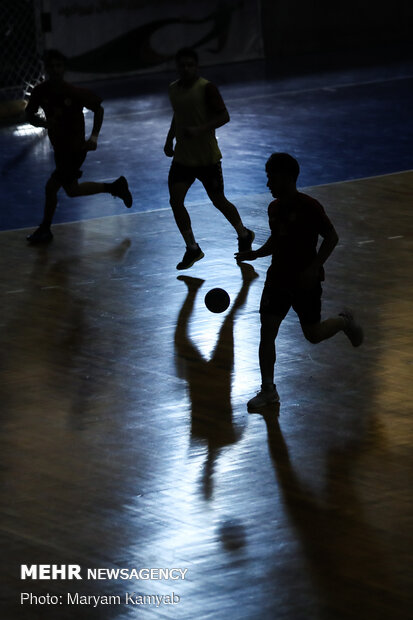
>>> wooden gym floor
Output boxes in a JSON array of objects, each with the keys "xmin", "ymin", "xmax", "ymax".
[{"xmin": 0, "ymin": 169, "xmax": 412, "ymax": 619}]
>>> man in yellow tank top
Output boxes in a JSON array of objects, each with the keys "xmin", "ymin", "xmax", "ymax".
[{"xmin": 164, "ymin": 47, "xmax": 254, "ymax": 270}]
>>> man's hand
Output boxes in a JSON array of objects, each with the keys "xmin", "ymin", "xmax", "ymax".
[
  {"xmin": 234, "ymin": 249, "xmax": 257, "ymax": 262},
  {"xmin": 164, "ymin": 138, "xmax": 174, "ymax": 157}
]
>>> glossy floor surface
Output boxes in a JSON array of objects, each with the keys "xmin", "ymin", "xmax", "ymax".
[
  {"xmin": 1, "ymin": 57, "xmax": 413, "ymax": 231},
  {"xmin": 1, "ymin": 59, "xmax": 413, "ymax": 619}
]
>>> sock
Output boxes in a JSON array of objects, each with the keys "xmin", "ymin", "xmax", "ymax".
[
  {"xmin": 182, "ymin": 230, "xmax": 197, "ymax": 249},
  {"xmin": 262, "ymin": 382, "xmax": 275, "ymax": 392}
]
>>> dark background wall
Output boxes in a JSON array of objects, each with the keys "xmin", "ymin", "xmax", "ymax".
[{"xmin": 260, "ymin": 0, "xmax": 413, "ymax": 66}]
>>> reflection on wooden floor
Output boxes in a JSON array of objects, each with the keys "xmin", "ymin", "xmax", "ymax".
[{"xmin": 1, "ymin": 172, "xmax": 412, "ymax": 619}]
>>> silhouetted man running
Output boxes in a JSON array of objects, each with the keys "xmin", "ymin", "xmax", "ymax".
[
  {"xmin": 25, "ymin": 49, "xmax": 132, "ymax": 244},
  {"xmin": 236, "ymin": 153, "xmax": 363, "ymax": 408}
]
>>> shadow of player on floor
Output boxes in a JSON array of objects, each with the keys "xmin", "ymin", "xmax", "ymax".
[
  {"xmin": 175, "ymin": 262, "xmax": 258, "ymax": 500},
  {"xmin": 262, "ymin": 412, "xmax": 401, "ymax": 620}
]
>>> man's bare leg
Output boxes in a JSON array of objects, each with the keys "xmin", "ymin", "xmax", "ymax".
[
  {"xmin": 169, "ymin": 181, "xmax": 204, "ymax": 270},
  {"xmin": 302, "ymin": 313, "xmax": 363, "ymax": 347},
  {"xmin": 27, "ymin": 175, "xmax": 132, "ymax": 244},
  {"xmin": 247, "ymin": 314, "xmax": 282, "ymax": 409},
  {"xmin": 207, "ymin": 190, "xmax": 254, "ymax": 252},
  {"xmin": 65, "ymin": 178, "xmax": 132, "ymax": 207}
]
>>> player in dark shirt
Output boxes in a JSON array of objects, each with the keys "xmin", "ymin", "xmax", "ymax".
[
  {"xmin": 25, "ymin": 49, "xmax": 132, "ymax": 244},
  {"xmin": 235, "ymin": 153, "xmax": 363, "ymax": 408}
]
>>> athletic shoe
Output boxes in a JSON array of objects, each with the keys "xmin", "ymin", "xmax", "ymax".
[
  {"xmin": 339, "ymin": 309, "xmax": 364, "ymax": 347},
  {"xmin": 111, "ymin": 176, "xmax": 133, "ymax": 208},
  {"xmin": 176, "ymin": 245, "xmax": 204, "ymax": 270},
  {"xmin": 238, "ymin": 228, "xmax": 255, "ymax": 252},
  {"xmin": 247, "ymin": 385, "xmax": 280, "ymax": 409},
  {"xmin": 26, "ymin": 226, "xmax": 53, "ymax": 244}
]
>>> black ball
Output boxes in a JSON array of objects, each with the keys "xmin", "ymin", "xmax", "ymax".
[{"xmin": 204, "ymin": 288, "xmax": 230, "ymax": 313}]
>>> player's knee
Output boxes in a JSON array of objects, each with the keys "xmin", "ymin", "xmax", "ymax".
[
  {"xmin": 45, "ymin": 178, "xmax": 59, "ymax": 196},
  {"xmin": 170, "ymin": 198, "xmax": 184, "ymax": 212},
  {"xmin": 210, "ymin": 193, "xmax": 226, "ymax": 209},
  {"xmin": 302, "ymin": 326, "xmax": 321, "ymax": 344},
  {"xmin": 64, "ymin": 183, "xmax": 79, "ymax": 198}
]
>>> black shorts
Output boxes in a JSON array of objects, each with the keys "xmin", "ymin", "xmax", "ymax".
[
  {"xmin": 168, "ymin": 161, "xmax": 224, "ymax": 194},
  {"xmin": 260, "ymin": 282, "xmax": 322, "ymax": 325},
  {"xmin": 52, "ymin": 149, "xmax": 87, "ymax": 186}
]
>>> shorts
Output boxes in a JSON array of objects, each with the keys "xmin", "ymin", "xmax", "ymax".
[
  {"xmin": 260, "ymin": 282, "xmax": 322, "ymax": 325},
  {"xmin": 168, "ymin": 160, "xmax": 224, "ymax": 194},
  {"xmin": 52, "ymin": 149, "xmax": 87, "ymax": 186}
]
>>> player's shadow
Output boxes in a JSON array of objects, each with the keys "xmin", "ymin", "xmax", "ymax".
[
  {"xmin": 1, "ymin": 238, "xmax": 132, "ymax": 430},
  {"xmin": 175, "ymin": 263, "xmax": 258, "ymax": 500},
  {"xmin": 262, "ymin": 412, "xmax": 398, "ymax": 620}
]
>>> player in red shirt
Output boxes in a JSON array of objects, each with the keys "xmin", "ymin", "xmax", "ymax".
[
  {"xmin": 235, "ymin": 153, "xmax": 363, "ymax": 408},
  {"xmin": 25, "ymin": 49, "xmax": 132, "ymax": 244}
]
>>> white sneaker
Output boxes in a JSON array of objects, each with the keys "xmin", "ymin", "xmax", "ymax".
[
  {"xmin": 339, "ymin": 309, "xmax": 364, "ymax": 347},
  {"xmin": 247, "ymin": 386, "xmax": 280, "ymax": 409}
]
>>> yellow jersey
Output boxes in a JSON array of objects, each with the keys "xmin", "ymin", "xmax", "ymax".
[{"xmin": 168, "ymin": 77, "xmax": 223, "ymax": 167}]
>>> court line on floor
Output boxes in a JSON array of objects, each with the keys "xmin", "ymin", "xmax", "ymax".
[
  {"xmin": 2, "ymin": 170, "xmax": 412, "ymax": 233},
  {"xmin": 225, "ymin": 73, "xmax": 413, "ymax": 105}
]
